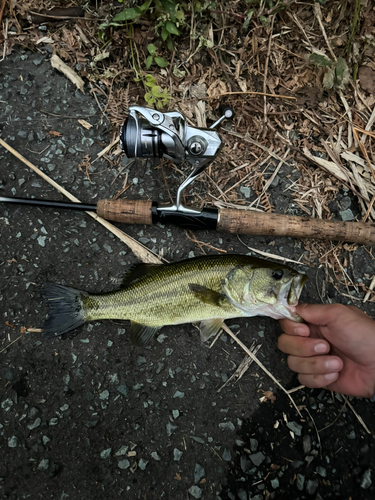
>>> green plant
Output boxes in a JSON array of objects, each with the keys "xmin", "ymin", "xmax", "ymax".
[
  {"xmin": 135, "ymin": 73, "xmax": 172, "ymax": 109},
  {"xmin": 146, "ymin": 44, "xmax": 169, "ymax": 69},
  {"xmin": 110, "ymin": 0, "xmax": 184, "ymax": 52}
]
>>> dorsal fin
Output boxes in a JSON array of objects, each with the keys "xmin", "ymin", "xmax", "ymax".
[
  {"xmin": 130, "ymin": 321, "xmax": 159, "ymax": 346},
  {"xmin": 121, "ymin": 263, "xmax": 161, "ymax": 288}
]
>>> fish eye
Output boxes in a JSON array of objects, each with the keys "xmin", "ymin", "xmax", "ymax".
[{"xmin": 272, "ymin": 269, "xmax": 284, "ymax": 280}]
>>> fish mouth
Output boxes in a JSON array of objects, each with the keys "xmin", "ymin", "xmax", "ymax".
[
  {"xmin": 286, "ymin": 273, "xmax": 307, "ymax": 306},
  {"xmin": 278, "ymin": 273, "xmax": 307, "ymax": 320}
]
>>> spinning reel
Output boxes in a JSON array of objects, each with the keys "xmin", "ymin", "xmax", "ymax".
[{"xmin": 120, "ymin": 105, "xmax": 234, "ymax": 214}]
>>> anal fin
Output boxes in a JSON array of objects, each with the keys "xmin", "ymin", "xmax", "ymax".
[
  {"xmin": 199, "ymin": 318, "xmax": 224, "ymax": 342},
  {"xmin": 130, "ymin": 321, "xmax": 159, "ymax": 346}
]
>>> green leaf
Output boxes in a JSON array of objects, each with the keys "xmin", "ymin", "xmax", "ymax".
[
  {"xmin": 165, "ymin": 21, "xmax": 180, "ymax": 35},
  {"xmin": 161, "ymin": 26, "xmax": 169, "ymax": 41},
  {"xmin": 147, "ymin": 43, "xmax": 157, "ymax": 56},
  {"xmin": 145, "ymin": 74, "xmax": 157, "ymax": 86},
  {"xmin": 151, "ymin": 86, "xmax": 164, "ymax": 97},
  {"xmin": 335, "ymin": 57, "xmax": 349, "ymax": 88},
  {"xmin": 167, "ymin": 37, "xmax": 174, "ymax": 52},
  {"xmin": 146, "ymin": 55, "xmax": 154, "ymax": 69},
  {"xmin": 155, "ymin": 56, "xmax": 169, "ymax": 68},
  {"xmin": 144, "ymin": 92, "xmax": 153, "ymax": 101},
  {"xmin": 139, "ymin": 0, "xmax": 153, "ymax": 12},
  {"xmin": 163, "ymin": 1, "xmax": 177, "ymax": 22},
  {"xmin": 309, "ymin": 53, "xmax": 332, "ymax": 67},
  {"xmin": 112, "ymin": 8, "xmax": 141, "ymax": 22}
]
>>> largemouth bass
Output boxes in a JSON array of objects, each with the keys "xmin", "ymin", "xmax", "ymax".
[{"xmin": 41, "ymin": 254, "xmax": 307, "ymax": 345}]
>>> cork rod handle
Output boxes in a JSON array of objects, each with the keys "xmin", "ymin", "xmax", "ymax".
[
  {"xmin": 97, "ymin": 199, "xmax": 153, "ymax": 225},
  {"xmin": 217, "ymin": 209, "xmax": 375, "ymax": 246}
]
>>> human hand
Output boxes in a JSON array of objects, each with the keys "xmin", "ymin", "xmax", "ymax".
[{"xmin": 278, "ymin": 303, "xmax": 375, "ymax": 398}]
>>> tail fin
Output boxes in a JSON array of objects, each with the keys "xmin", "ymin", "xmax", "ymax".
[{"xmin": 42, "ymin": 283, "xmax": 86, "ymax": 338}]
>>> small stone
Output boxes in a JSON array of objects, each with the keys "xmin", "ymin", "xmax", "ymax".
[
  {"xmin": 249, "ymin": 451, "xmax": 265, "ymax": 467},
  {"xmin": 302, "ymin": 435, "xmax": 311, "ymax": 454},
  {"xmin": 222, "ymin": 448, "xmax": 231, "ymax": 461},
  {"xmin": 37, "ymin": 236, "xmax": 46, "ymax": 247},
  {"xmin": 237, "ymin": 489, "xmax": 248, "ymax": 500},
  {"xmin": 173, "ymin": 448, "xmax": 183, "ymax": 461},
  {"xmin": 306, "ymin": 479, "xmax": 319, "ymax": 495},
  {"xmin": 42, "ymin": 436, "xmax": 51, "ymax": 445},
  {"xmin": 118, "ymin": 459, "xmax": 130, "ymax": 470},
  {"xmin": 316, "ymin": 466, "xmax": 327, "ymax": 477},
  {"xmin": 173, "ymin": 390, "xmax": 185, "ymax": 398},
  {"xmin": 116, "ymin": 385, "xmax": 129, "ymax": 397},
  {"xmin": 240, "ymin": 186, "xmax": 251, "ymax": 198},
  {"xmin": 115, "ymin": 446, "xmax": 128, "ymax": 456},
  {"xmin": 348, "ymin": 430, "xmax": 356, "ymax": 439},
  {"xmin": 339, "ymin": 209, "xmax": 354, "ymax": 221},
  {"xmin": 99, "ymin": 390, "xmax": 109, "ymax": 400},
  {"xmin": 270, "ymin": 478, "xmax": 279, "ymax": 489},
  {"xmin": 287, "ymin": 421, "xmax": 303, "ymax": 436},
  {"xmin": 219, "ymin": 421, "xmax": 235, "ymax": 431},
  {"xmin": 137, "ymin": 356, "xmax": 146, "ymax": 365},
  {"xmin": 270, "ymin": 175, "xmax": 281, "ymax": 188},
  {"xmin": 360, "ymin": 469, "xmax": 372, "ymax": 489},
  {"xmin": 194, "ymin": 463, "xmax": 205, "ymax": 483},
  {"xmin": 172, "ymin": 410, "xmax": 180, "ymax": 419},
  {"xmin": 240, "ymin": 455, "xmax": 251, "ymax": 473},
  {"xmin": 100, "ymin": 448, "xmax": 112, "ymax": 459},
  {"xmin": 138, "ymin": 458, "xmax": 148, "ymax": 470},
  {"xmin": 188, "ymin": 485, "xmax": 202, "ymax": 499},
  {"xmin": 38, "ymin": 459, "xmax": 49, "ymax": 471},
  {"xmin": 103, "ymin": 243, "xmax": 113, "ymax": 253},
  {"xmin": 296, "ymin": 474, "xmax": 305, "ymax": 491},
  {"xmin": 151, "ymin": 451, "xmax": 161, "ymax": 461},
  {"xmin": 27, "ymin": 417, "xmax": 41, "ymax": 430},
  {"xmin": 8, "ymin": 436, "xmax": 18, "ymax": 448},
  {"xmin": 250, "ymin": 438, "xmax": 258, "ymax": 452}
]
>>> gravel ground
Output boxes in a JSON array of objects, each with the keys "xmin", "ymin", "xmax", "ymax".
[{"xmin": 1, "ymin": 47, "xmax": 375, "ymax": 500}]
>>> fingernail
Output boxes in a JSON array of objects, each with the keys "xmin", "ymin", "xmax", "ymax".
[
  {"xmin": 294, "ymin": 327, "xmax": 307, "ymax": 336},
  {"xmin": 325, "ymin": 359, "xmax": 341, "ymax": 371},
  {"xmin": 314, "ymin": 343, "xmax": 328, "ymax": 354},
  {"xmin": 325, "ymin": 372, "xmax": 339, "ymax": 381}
]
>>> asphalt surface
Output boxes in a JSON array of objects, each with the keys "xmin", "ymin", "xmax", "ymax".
[{"xmin": 1, "ymin": 47, "xmax": 375, "ymax": 500}]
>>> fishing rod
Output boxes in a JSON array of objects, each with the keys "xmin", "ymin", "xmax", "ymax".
[{"xmin": 1, "ymin": 106, "xmax": 375, "ymax": 245}]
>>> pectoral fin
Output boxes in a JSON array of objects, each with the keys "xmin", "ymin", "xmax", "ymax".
[
  {"xmin": 130, "ymin": 321, "xmax": 159, "ymax": 346},
  {"xmin": 189, "ymin": 284, "xmax": 227, "ymax": 306},
  {"xmin": 199, "ymin": 318, "xmax": 224, "ymax": 342}
]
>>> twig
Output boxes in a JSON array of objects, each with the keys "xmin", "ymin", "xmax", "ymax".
[
  {"xmin": 237, "ymin": 235, "xmax": 305, "ymax": 266},
  {"xmin": 263, "ymin": 15, "xmax": 276, "ymax": 129},
  {"xmin": 305, "ymin": 407, "xmax": 322, "ymax": 458},
  {"xmin": 218, "ymin": 346, "xmax": 262, "ymax": 392},
  {"xmin": 314, "ymin": 3, "xmax": 337, "ymax": 62},
  {"xmin": 221, "ymin": 323, "xmax": 302, "ymax": 417},
  {"xmin": 0, "ymin": 334, "xmax": 24, "ymax": 354},
  {"xmin": 343, "ymin": 396, "xmax": 371, "ymax": 434},
  {"xmin": 185, "ymin": 91, "xmax": 296, "ymax": 102},
  {"xmin": 363, "ymin": 275, "xmax": 375, "ymax": 303},
  {"xmin": 0, "ymin": 138, "xmax": 163, "ymax": 264}
]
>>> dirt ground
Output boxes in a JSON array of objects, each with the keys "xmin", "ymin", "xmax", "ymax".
[{"xmin": 1, "ymin": 45, "xmax": 375, "ymax": 500}]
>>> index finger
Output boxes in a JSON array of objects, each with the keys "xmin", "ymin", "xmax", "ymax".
[{"xmin": 279, "ymin": 318, "xmax": 310, "ymax": 337}]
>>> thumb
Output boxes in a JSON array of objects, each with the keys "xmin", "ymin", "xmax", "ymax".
[{"xmin": 296, "ymin": 303, "xmax": 348, "ymax": 327}]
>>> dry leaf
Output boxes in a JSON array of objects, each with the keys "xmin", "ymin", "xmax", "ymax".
[
  {"xmin": 5, "ymin": 321, "xmax": 15, "ymax": 328},
  {"xmin": 260, "ymin": 390, "xmax": 276, "ymax": 402},
  {"xmin": 20, "ymin": 326, "xmax": 27, "ymax": 334},
  {"xmin": 49, "ymin": 131, "xmax": 62, "ymax": 137},
  {"xmin": 50, "ymin": 54, "xmax": 85, "ymax": 93}
]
